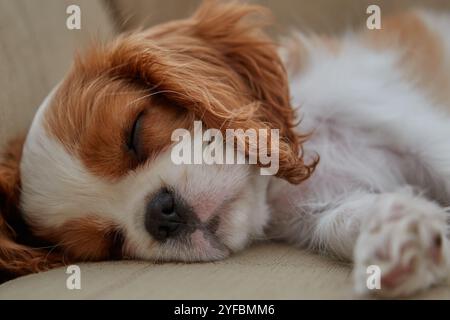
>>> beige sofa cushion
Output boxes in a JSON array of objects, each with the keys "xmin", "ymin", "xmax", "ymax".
[
  {"xmin": 1, "ymin": 243, "xmax": 449, "ymax": 299},
  {"xmin": 0, "ymin": 0, "xmax": 113, "ymax": 148}
]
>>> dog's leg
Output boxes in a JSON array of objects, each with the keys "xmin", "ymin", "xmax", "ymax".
[{"xmin": 304, "ymin": 191, "xmax": 450, "ymax": 297}]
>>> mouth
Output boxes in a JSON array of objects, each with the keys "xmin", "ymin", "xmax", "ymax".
[
  {"xmin": 179, "ymin": 205, "xmax": 235, "ymax": 258},
  {"xmin": 152, "ymin": 193, "xmax": 246, "ymax": 262}
]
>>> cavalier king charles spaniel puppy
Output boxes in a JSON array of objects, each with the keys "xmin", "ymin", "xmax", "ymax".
[{"xmin": 1, "ymin": 1, "xmax": 450, "ymax": 297}]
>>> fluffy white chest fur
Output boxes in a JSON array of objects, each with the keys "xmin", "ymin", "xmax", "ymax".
[{"xmin": 267, "ymin": 11, "xmax": 450, "ymax": 297}]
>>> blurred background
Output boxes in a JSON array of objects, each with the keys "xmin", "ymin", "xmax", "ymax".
[
  {"xmin": 105, "ymin": 0, "xmax": 450, "ymax": 34},
  {"xmin": 2, "ymin": 0, "xmax": 450, "ymax": 148}
]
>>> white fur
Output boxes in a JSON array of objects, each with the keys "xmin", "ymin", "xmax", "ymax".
[
  {"xmin": 21, "ymin": 105, "xmax": 270, "ymax": 261},
  {"xmin": 268, "ymin": 13, "xmax": 450, "ymax": 297},
  {"xmin": 20, "ymin": 11, "xmax": 450, "ymax": 297}
]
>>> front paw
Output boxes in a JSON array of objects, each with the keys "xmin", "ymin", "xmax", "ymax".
[{"xmin": 353, "ymin": 194, "xmax": 450, "ymax": 298}]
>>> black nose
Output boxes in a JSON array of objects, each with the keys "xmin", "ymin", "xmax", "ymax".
[{"xmin": 145, "ymin": 188, "xmax": 188, "ymax": 241}]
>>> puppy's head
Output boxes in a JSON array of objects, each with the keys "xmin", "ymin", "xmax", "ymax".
[{"xmin": 1, "ymin": 1, "xmax": 315, "ymax": 277}]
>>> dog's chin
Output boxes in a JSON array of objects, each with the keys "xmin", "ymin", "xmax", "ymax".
[
  {"xmin": 128, "ymin": 224, "xmax": 233, "ymax": 263},
  {"xmin": 152, "ymin": 228, "xmax": 232, "ymax": 263}
]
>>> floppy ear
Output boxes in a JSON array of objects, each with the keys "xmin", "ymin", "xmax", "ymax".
[
  {"xmin": 0, "ymin": 136, "xmax": 63, "ymax": 282},
  {"xmin": 74, "ymin": 0, "xmax": 317, "ymax": 184},
  {"xmin": 192, "ymin": 1, "xmax": 294, "ymax": 130},
  {"xmin": 190, "ymin": 1, "xmax": 318, "ymax": 183}
]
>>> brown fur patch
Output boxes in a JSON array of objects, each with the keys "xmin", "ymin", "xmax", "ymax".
[
  {"xmin": 0, "ymin": 137, "xmax": 64, "ymax": 280},
  {"xmin": 364, "ymin": 12, "xmax": 449, "ymax": 105},
  {"xmin": 46, "ymin": 79, "xmax": 193, "ymax": 179},
  {"xmin": 34, "ymin": 216, "xmax": 125, "ymax": 261},
  {"xmin": 0, "ymin": 136, "xmax": 123, "ymax": 278},
  {"xmin": 44, "ymin": 1, "xmax": 317, "ymax": 184}
]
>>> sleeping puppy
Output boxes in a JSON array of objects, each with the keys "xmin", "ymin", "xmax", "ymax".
[{"xmin": 1, "ymin": 1, "xmax": 450, "ymax": 297}]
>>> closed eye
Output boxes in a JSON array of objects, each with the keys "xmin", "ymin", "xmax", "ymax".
[{"xmin": 127, "ymin": 111, "xmax": 145, "ymax": 156}]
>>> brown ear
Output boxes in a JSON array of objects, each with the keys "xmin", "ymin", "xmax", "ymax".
[
  {"xmin": 192, "ymin": 0, "xmax": 293, "ymax": 129},
  {"xmin": 72, "ymin": 1, "xmax": 317, "ymax": 183},
  {"xmin": 190, "ymin": 1, "xmax": 318, "ymax": 183},
  {"xmin": 0, "ymin": 137, "xmax": 63, "ymax": 282}
]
